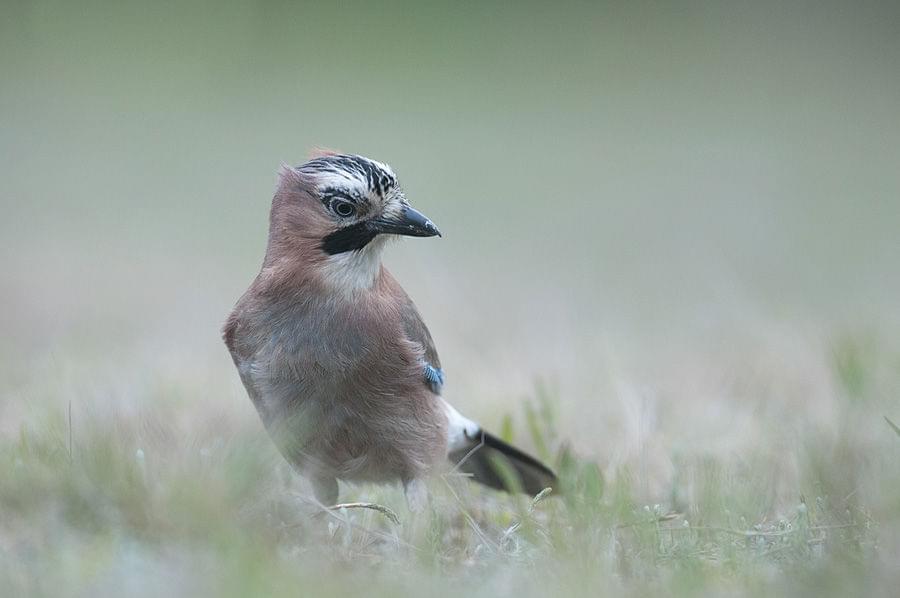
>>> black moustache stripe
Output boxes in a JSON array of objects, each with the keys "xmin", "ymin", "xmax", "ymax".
[{"xmin": 320, "ymin": 222, "xmax": 378, "ymax": 255}]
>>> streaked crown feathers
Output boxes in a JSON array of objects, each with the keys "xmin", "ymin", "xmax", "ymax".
[{"xmin": 296, "ymin": 153, "xmax": 399, "ymax": 200}]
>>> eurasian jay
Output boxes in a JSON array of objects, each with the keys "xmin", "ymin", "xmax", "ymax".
[{"xmin": 223, "ymin": 153, "xmax": 556, "ymax": 510}]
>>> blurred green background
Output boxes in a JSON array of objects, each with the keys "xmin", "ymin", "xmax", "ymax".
[
  {"xmin": 3, "ymin": 0, "xmax": 900, "ymax": 487},
  {"xmin": 2, "ymin": 2, "xmax": 900, "ymax": 595},
  {"xmin": 3, "ymin": 0, "xmax": 900, "ymax": 479},
  {"xmin": 4, "ymin": 1, "xmax": 899, "ymax": 344}
]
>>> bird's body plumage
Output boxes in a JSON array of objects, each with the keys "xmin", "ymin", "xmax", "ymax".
[
  {"xmin": 224, "ymin": 153, "xmax": 556, "ymax": 507},
  {"xmin": 225, "ymin": 264, "xmax": 448, "ymax": 500}
]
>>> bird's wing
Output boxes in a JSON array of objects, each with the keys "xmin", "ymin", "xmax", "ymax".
[
  {"xmin": 390, "ymin": 278, "xmax": 445, "ymax": 395},
  {"xmin": 385, "ymin": 275, "xmax": 557, "ymax": 493},
  {"xmin": 389, "ymin": 283, "xmax": 483, "ymax": 450}
]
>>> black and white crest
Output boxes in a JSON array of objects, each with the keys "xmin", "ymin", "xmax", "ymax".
[{"xmin": 298, "ymin": 154, "xmax": 399, "ymax": 199}]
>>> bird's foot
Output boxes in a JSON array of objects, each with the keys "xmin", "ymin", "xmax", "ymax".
[{"xmin": 403, "ymin": 478, "xmax": 429, "ymax": 513}]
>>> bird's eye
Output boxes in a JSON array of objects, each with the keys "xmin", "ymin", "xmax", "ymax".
[{"xmin": 332, "ymin": 200, "xmax": 356, "ymax": 218}]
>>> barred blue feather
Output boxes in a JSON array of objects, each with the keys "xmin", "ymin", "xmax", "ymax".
[{"xmin": 423, "ymin": 363, "xmax": 444, "ymax": 394}]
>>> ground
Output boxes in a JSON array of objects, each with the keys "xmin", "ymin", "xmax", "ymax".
[{"xmin": 2, "ymin": 326, "xmax": 898, "ymax": 597}]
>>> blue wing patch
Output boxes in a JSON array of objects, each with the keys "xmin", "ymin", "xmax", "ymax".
[{"xmin": 423, "ymin": 364, "xmax": 445, "ymax": 394}]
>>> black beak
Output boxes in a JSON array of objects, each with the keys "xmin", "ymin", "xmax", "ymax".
[{"xmin": 374, "ymin": 206, "xmax": 441, "ymax": 238}]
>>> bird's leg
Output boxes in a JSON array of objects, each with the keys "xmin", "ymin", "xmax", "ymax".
[
  {"xmin": 311, "ymin": 474, "xmax": 339, "ymax": 506},
  {"xmin": 403, "ymin": 478, "xmax": 429, "ymax": 513}
]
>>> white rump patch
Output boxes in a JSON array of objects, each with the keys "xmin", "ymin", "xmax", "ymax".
[{"xmin": 441, "ymin": 398, "xmax": 481, "ymax": 453}]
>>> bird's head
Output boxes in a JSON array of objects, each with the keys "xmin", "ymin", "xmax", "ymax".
[{"xmin": 266, "ymin": 153, "xmax": 440, "ymax": 292}]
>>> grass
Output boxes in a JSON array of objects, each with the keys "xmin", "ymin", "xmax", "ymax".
[
  {"xmin": 2, "ymin": 335, "xmax": 898, "ymax": 597},
  {"xmin": 3, "ymin": 4, "xmax": 900, "ymax": 595}
]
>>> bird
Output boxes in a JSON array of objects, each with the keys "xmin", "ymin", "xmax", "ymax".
[{"xmin": 223, "ymin": 152, "xmax": 557, "ymax": 510}]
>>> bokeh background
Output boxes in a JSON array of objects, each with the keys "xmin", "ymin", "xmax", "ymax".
[{"xmin": 2, "ymin": 1, "xmax": 899, "ymax": 596}]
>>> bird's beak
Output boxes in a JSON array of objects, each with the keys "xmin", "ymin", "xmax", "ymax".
[{"xmin": 373, "ymin": 206, "xmax": 441, "ymax": 238}]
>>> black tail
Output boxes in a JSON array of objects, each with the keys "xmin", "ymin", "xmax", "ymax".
[{"xmin": 449, "ymin": 431, "xmax": 558, "ymax": 496}]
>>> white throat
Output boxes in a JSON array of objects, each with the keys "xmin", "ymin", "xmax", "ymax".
[{"xmin": 319, "ymin": 236, "xmax": 388, "ymax": 296}]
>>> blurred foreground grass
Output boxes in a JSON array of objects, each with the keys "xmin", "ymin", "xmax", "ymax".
[{"xmin": 2, "ymin": 334, "xmax": 899, "ymax": 598}]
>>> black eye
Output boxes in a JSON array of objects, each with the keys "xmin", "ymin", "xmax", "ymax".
[{"xmin": 332, "ymin": 200, "xmax": 356, "ymax": 218}]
